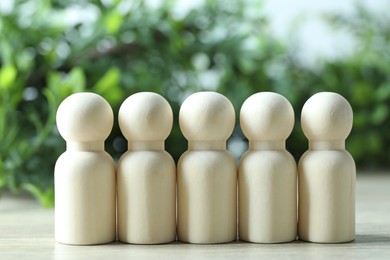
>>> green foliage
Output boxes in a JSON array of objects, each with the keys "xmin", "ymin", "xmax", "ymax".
[
  {"xmin": 0, "ymin": 0, "xmax": 389, "ymax": 206},
  {"xmin": 285, "ymin": 4, "xmax": 390, "ymax": 167}
]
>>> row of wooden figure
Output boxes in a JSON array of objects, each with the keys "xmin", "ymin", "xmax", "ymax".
[{"xmin": 55, "ymin": 91, "xmax": 355, "ymax": 245}]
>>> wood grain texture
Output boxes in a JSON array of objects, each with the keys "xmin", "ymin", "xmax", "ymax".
[{"xmin": 1, "ymin": 172, "xmax": 390, "ymax": 259}]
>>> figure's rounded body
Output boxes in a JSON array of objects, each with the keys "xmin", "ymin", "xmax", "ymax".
[
  {"xmin": 177, "ymin": 91, "xmax": 237, "ymax": 244},
  {"xmin": 298, "ymin": 150, "xmax": 355, "ymax": 243},
  {"xmin": 117, "ymin": 92, "xmax": 176, "ymax": 244},
  {"xmin": 177, "ymin": 150, "xmax": 237, "ymax": 244},
  {"xmin": 239, "ymin": 150, "xmax": 297, "ymax": 243},
  {"xmin": 298, "ymin": 92, "xmax": 356, "ymax": 243},
  {"xmin": 55, "ymin": 151, "xmax": 116, "ymax": 245},
  {"xmin": 117, "ymin": 150, "xmax": 176, "ymax": 244},
  {"xmin": 55, "ymin": 92, "xmax": 116, "ymax": 245},
  {"xmin": 238, "ymin": 92, "xmax": 297, "ymax": 243}
]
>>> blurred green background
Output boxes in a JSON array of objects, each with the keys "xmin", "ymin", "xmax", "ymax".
[{"xmin": 1, "ymin": 0, "xmax": 389, "ymax": 206}]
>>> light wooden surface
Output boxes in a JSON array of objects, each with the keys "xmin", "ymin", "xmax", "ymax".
[{"xmin": 1, "ymin": 172, "xmax": 390, "ymax": 259}]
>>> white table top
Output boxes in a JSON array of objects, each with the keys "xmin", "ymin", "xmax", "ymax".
[{"xmin": 1, "ymin": 172, "xmax": 389, "ymax": 259}]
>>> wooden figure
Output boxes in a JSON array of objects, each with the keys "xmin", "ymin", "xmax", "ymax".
[
  {"xmin": 55, "ymin": 92, "xmax": 116, "ymax": 245},
  {"xmin": 239, "ymin": 92, "xmax": 297, "ymax": 243},
  {"xmin": 298, "ymin": 92, "xmax": 355, "ymax": 243},
  {"xmin": 177, "ymin": 91, "xmax": 237, "ymax": 244},
  {"xmin": 117, "ymin": 92, "xmax": 176, "ymax": 244}
]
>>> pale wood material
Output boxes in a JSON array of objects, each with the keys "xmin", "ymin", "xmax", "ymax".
[
  {"xmin": 177, "ymin": 92, "xmax": 237, "ymax": 244},
  {"xmin": 239, "ymin": 92, "xmax": 297, "ymax": 243},
  {"xmin": 299, "ymin": 92, "xmax": 355, "ymax": 243},
  {"xmin": 117, "ymin": 92, "xmax": 176, "ymax": 244},
  {"xmin": 0, "ymin": 173, "xmax": 389, "ymax": 259},
  {"xmin": 55, "ymin": 93, "xmax": 116, "ymax": 245}
]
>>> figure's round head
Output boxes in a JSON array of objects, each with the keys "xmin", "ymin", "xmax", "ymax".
[
  {"xmin": 240, "ymin": 92, "xmax": 294, "ymax": 141},
  {"xmin": 118, "ymin": 92, "xmax": 173, "ymax": 141},
  {"xmin": 301, "ymin": 92, "xmax": 353, "ymax": 141},
  {"xmin": 179, "ymin": 92, "xmax": 235, "ymax": 141},
  {"xmin": 56, "ymin": 92, "xmax": 113, "ymax": 142}
]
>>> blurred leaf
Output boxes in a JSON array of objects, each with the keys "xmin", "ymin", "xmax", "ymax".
[
  {"xmin": 351, "ymin": 83, "xmax": 373, "ymax": 106},
  {"xmin": 23, "ymin": 184, "xmax": 54, "ymax": 208},
  {"xmin": 0, "ymin": 159, "xmax": 5, "ymax": 188},
  {"xmin": 374, "ymin": 83, "xmax": 390, "ymax": 102},
  {"xmin": 105, "ymin": 11, "xmax": 123, "ymax": 34},
  {"xmin": 367, "ymin": 132, "xmax": 383, "ymax": 154},
  {"xmin": 67, "ymin": 67, "xmax": 86, "ymax": 93},
  {"xmin": 0, "ymin": 41, "xmax": 13, "ymax": 65},
  {"xmin": 0, "ymin": 64, "xmax": 17, "ymax": 90},
  {"xmin": 371, "ymin": 104, "xmax": 388, "ymax": 125},
  {"xmin": 353, "ymin": 111, "xmax": 369, "ymax": 128},
  {"xmin": 48, "ymin": 67, "xmax": 86, "ymax": 99},
  {"xmin": 238, "ymin": 55, "xmax": 257, "ymax": 75},
  {"xmin": 93, "ymin": 67, "xmax": 124, "ymax": 107},
  {"xmin": 347, "ymin": 135, "xmax": 364, "ymax": 162}
]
